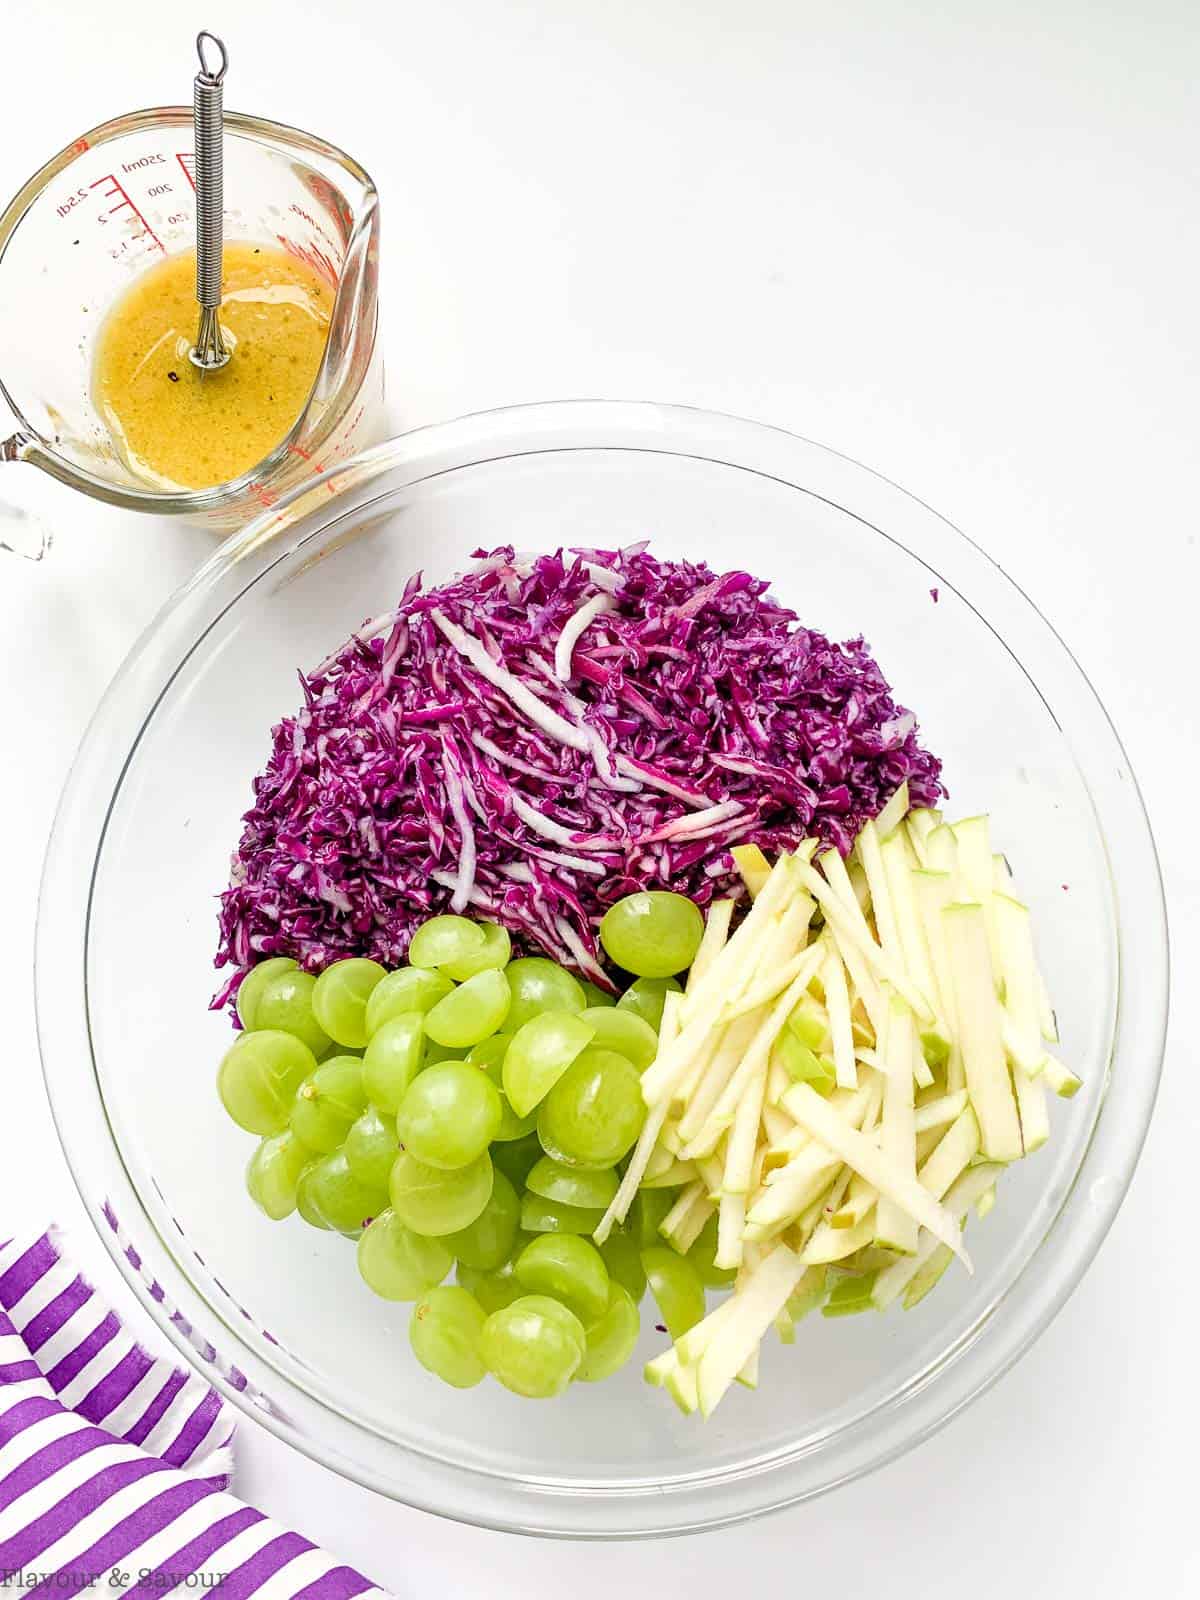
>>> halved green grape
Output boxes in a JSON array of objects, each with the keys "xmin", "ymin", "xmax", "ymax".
[
  {"xmin": 362, "ymin": 1014, "xmax": 426, "ymax": 1113},
  {"xmin": 466, "ymin": 1035, "xmax": 509, "ymax": 1068},
  {"xmin": 425, "ymin": 968, "xmax": 511, "ymax": 1049},
  {"xmin": 408, "ymin": 915, "xmax": 486, "ymax": 971},
  {"xmin": 502, "ymin": 1011, "xmax": 596, "ymax": 1118},
  {"xmin": 686, "ymin": 1214, "xmax": 737, "ymax": 1288},
  {"xmin": 537, "ymin": 1048, "xmax": 646, "ymax": 1168},
  {"xmin": 514, "ymin": 1233, "xmax": 610, "ymax": 1324},
  {"xmin": 365, "ymin": 968, "xmax": 454, "ymax": 1037},
  {"xmin": 423, "ymin": 1039, "xmax": 469, "ymax": 1064},
  {"xmin": 441, "ymin": 921, "xmax": 512, "ymax": 982},
  {"xmin": 481, "ymin": 1295, "xmax": 585, "ymax": 1398},
  {"xmin": 630, "ymin": 1187, "xmax": 674, "ymax": 1249},
  {"xmin": 218, "ymin": 1030, "xmax": 316, "ymax": 1135},
  {"xmin": 289, "ymin": 1055, "xmax": 367, "ymax": 1153},
  {"xmin": 245, "ymin": 1130, "xmax": 309, "ymax": 1220},
  {"xmin": 442, "ymin": 1168, "xmax": 520, "ymax": 1270},
  {"xmin": 490, "ymin": 1131, "xmax": 544, "ymax": 1190},
  {"xmin": 577, "ymin": 1282, "xmax": 640, "ymax": 1381},
  {"xmin": 357, "ymin": 1208, "xmax": 453, "ymax": 1301},
  {"xmin": 468, "ymin": 1037, "xmax": 537, "ymax": 1141},
  {"xmin": 504, "ymin": 958, "xmax": 586, "ymax": 1031},
  {"xmin": 296, "ymin": 1162, "xmax": 332, "ymax": 1230},
  {"xmin": 616, "ymin": 976, "xmax": 683, "ymax": 1030},
  {"xmin": 389, "ymin": 1149, "xmax": 494, "ymax": 1236},
  {"xmin": 579, "ymin": 1007, "xmax": 659, "ymax": 1072},
  {"xmin": 525, "ymin": 1157, "xmax": 619, "ymax": 1210},
  {"xmin": 642, "ymin": 1246, "xmax": 706, "ymax": 1339},
  {"xmin": 410, "ymin": 1285, "xmax": 487, "ymax": 1388},
  {"xmin": 456, "ymin": 1261, "xmax": 525, "ymax": 1316},
  {"xmin": 519, "ymin": 1194, "xmax": 606, "ymax": 1235},
  {"xmin": 396, "ymin": 1061, "xmax": 502, "ymax": 1169},
  {"xmin": 236, "ymin": 957, "xmax": 299, "ymax": 1030},
  {"xmin": 579, "ymin": 980, "xmax": 617, "ymax": 1008},
  {"xmin": 312, "ymin": 958, "xmax": 387, "ymax": 1049},
  {"xmin": 600, "ymin": 891, "xmax": 704, "ymax": 978},
  {"xmin": 599, "ymin": 1227, "xmax": 647, "ymax": 1301},
  {"xmin": 303, "ymin": 1148, "xmax": 388, "ymax": 1236},
  {"xmin": 253, "ymin": 970, "xmax": 331, "ymax": 1058},
  {"xmin": 344, "ymin": 1104, "xmax": 401, "ymax": 1190}
]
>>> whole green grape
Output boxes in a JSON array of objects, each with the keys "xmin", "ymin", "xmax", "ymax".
[
  {"xmin": 236, "ymin": 957, "xmax": 298, "ymax": 1030},
  {"xmin": 490, "ymin": 1131, "xmax": 543, "ymax": 1191},
  {"xmin": 514, "ymin": 1233, "xmax": 610, "ymax": 1324},
  {"xmin": 365, "ymin": 968, "xmax": 454, "ymax": 1037},
  {"xmin": 396, "ymin": 1062, "xmax": 501, "ymax": 1169},
  {"xmin": 525, "ymin": 1157, "xmax": 619, "ymax": 1210},
  {"xmin": 481, "ymin": 1295, "xmax": 585, "ymax": 1398},
  {"xmin": 296, "ymin": 1162, "xmax": 332, "ymax": 1230},
  {"xmin": 442, "ymin": 1169, "xmax": 520, "ymax": 1270},
  {"xmin": 599, "ymin": 891, "xmax": 704, "ymax": 978},
  {"xmin": 642, "ymin": 1246, "xmax": 706, "ymax": 1340},
  {"xmin": 245, "ymin": 1130, "xmax": 309, "ymax": 1220},
  {"xmin": 501, "ymin": 1011, "xmax": 596, "ymax": 1118},
  {"xmin": 218, "ymin": 1030, "xmax": 316, "ymax": 1135},
  {"xmin": 456, "ymin": 1261, "xmax": 525, "ymax": 1316},
  {"xmin": 503, "ymin": 958, "xmax": 586, "ymax": 1031},
  {"xmin": 389, "ymin": 1149, "xmax": 494, "ymax": 1236},
  {"xmin": 599, "ymin": 1227, "xmax": 647, "ymax": 1301},
  {"xmin": 578, "ymin": 1006, "xmax": 658, "ymax": 1071},
  {"xmin": 631, "ymin": 1187, "xmax": 674, "ymax": 1249},
  {"xmin": 410, "ymin": 1285, "xmax": 488, "ymax": 1388},
  {"xmin": 357, "ymin": 1208, "xmax": 453, "ymax": 1301},
  {"xmin": 578, "ymin": 980, "xmax": 617, "ymax": 1009},
  {"xmin": 519, "ymin": 1194, "xmax": 606, "ymax": 1236},
  {"xmin": 424, "ymin": 968, "xmax": 511, "ymax": 1049},
  {"xmin": 290, "ymin": 1055, "xmax": 366, "ymax": 1153},
  {"xmin": 312, "ymin": 958, "xmax": 387, "ymax": 1049},
  {"xmin": 302, "ymin": 1148, "xmax": 388, "ymax": 1235},
  {"xmin": 408, "ymin": 915, "xmax": 486, "ymax": 970},
  {"xmin": 577, "ymin": 1282, "xmax": 640, "ymax": 1382},
  {"xmin": 537, "ymin": 1048, "xmax": 646, "ymax": 1168},
  {"xmin": 362, "ymin": 1014, "xmax": 426, "ymax": 1113},
  {"xmin": 467, "ymin": 1035, "xmax": 536, "ymax": 1141},
  {"xmin": 253, "ymin": 970, "xmax": 331, "ymax": 1058},
  {"xmin": 616, "ymin": 976, "xmax": 682, "ymax": 1031},
  {"xmin": 344, "ymin": 1104, "xmax": 401, "ymax": 1190},
  {"xmin": 441, "ymin": 921, "xmax": 511, "ymax": 982}
]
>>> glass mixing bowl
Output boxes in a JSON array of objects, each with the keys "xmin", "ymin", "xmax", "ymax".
[{"xmin": 37, "ymin": 401, "xmax": 1167, "ymax": 1537}]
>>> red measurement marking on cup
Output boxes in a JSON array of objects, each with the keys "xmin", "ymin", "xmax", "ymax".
[
  {"xmin": 89, "ymin": 175, "xmax": 165, "ymax": 254},
  {"xmin": 290, "ymin": 441, "xmax": 346, "ymax": 494},
  {"xmin": 176, "ymin": 153, "xmax": 196, "ymax": 191}
]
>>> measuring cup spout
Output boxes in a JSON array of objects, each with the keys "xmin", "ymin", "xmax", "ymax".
[{"xmin": 0, "ymin": 432, "xmax": 52, "ymax": 560}]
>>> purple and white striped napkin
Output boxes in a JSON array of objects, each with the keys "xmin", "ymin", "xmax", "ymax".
[{"xmin": 1, "ymin": 1231, "xmax": 387, "ymax": 1597}]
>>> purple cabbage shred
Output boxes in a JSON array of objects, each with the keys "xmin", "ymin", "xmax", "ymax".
[{"xmin": 214, "ymin": 545, "xmax": 942, "ymax": 1006}]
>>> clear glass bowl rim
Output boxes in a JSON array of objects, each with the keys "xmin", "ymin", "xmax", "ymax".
[{"xmin": 35, "ymin": 399, "xmax": 1169, "ymax": 1538}]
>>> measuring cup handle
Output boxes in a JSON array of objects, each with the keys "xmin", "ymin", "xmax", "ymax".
[{"xmin": 0, "ymin": 432, "xmax": 52, "ymax": 560}]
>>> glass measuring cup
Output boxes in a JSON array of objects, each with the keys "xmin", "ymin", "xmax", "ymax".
[{"xmin": 0, "ymin": 107, "xmax": 383, "ymax": 558}]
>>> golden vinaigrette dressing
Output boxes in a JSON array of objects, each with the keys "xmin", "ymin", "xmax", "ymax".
[{"xmin": 92, "ymin": 243, "xmax": 333, "ymax": 490}]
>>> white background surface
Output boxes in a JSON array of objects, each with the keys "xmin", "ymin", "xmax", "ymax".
[{"xmin": 1, "ymin": 1, "xmax": 1196, "ymax": 1593}]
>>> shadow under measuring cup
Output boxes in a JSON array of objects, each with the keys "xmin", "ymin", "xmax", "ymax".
[{"xmin": 0, "ymin": 106, "xmax": 384, "ymax": 559}]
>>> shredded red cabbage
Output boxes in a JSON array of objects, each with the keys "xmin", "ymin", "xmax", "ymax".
[{"xmin": 214, "ymin": 545, "xmax": 942, "ymax": 1005}]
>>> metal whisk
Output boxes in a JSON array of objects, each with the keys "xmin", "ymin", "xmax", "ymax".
[{"xmin": 189, "ymin": 31, "xmax": 231, "ymax": 372}]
